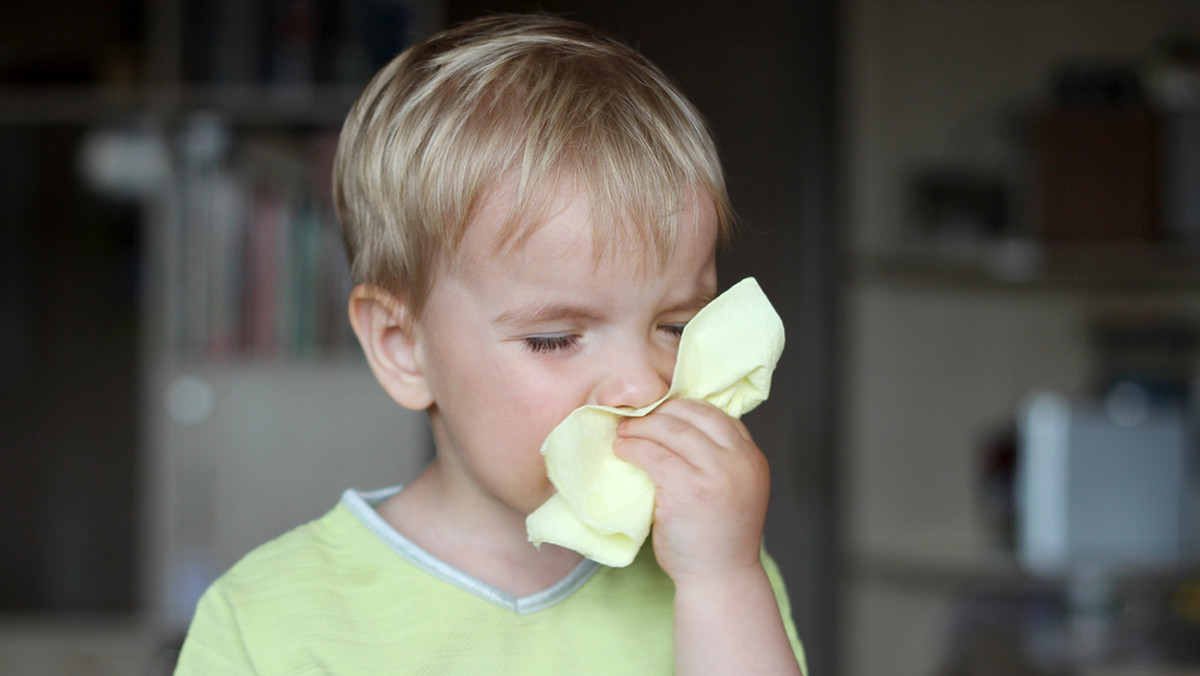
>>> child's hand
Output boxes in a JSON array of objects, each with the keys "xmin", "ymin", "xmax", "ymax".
[
  {"xmin": 613, "ymin": 398, "xmax": 769, "ymax": 585},
  {"xmin": 615, "ymin": 399, "xmax": 801, "ymax": 675}
]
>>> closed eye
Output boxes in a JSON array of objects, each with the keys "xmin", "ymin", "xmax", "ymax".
[
  {"xmin": 660, "ymin": 323, "xmax": 687, "ymax": 338},
  {"xmin": 523, "ymin": 334, "xmax": 581, "ymax": 354}
]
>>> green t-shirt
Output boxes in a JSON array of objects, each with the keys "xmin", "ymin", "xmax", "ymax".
[{"xmin": 176, "ymin": 487, "xmax": 805, "ymax": 675}]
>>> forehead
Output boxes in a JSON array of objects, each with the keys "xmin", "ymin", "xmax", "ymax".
[{"xmin": 450, "ymin": 177, "xmax": 719, "ymax": 278}]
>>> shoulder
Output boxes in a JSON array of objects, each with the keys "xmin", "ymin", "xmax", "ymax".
[
  {"xmin": 218, "ymin": 502, "xmax": 362, "ymax": 589},
  {"xmin": 177, "ymin": 504, "xmax": 366, "ymax": 673},
  {"xmin": 178, "ymin": 500, "xmax": 402, "ymax": 672},
  {"xmin": 207, "ymin": 497, "xmax": 393, "ymax": 614}
]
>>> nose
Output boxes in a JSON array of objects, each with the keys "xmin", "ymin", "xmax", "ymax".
[{"xmin": 591, "ymin": 343, "xmax": 673, "ymax": 410}]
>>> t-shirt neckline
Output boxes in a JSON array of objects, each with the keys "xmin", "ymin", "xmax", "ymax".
[{"xmin": 341, "ymin": 486, "xmax": 602, "ymax": 615}]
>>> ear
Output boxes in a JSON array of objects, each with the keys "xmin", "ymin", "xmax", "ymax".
[{"xmin": 348, "ymin": 284, "xmax": 434, "ymax": 411}]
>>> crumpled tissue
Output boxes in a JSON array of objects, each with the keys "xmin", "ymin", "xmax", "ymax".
[{"xmin": 525, "ymin": 277, "xmax": 785, "ymax": 566}]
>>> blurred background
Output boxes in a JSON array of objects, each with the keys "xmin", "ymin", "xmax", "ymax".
[{"xmin": 2, "ymin": 0, "xmax": 1199, "ymax": 674}]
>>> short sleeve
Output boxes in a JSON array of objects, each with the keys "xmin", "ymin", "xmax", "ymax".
[{"xmin": 761, "ymin": 549, "xmax": 808, "ymax": 675}]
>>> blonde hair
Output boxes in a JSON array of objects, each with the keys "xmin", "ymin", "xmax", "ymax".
[{"xmin": 333, "ymin": 13, "xmax": 731, "ymax": 317}]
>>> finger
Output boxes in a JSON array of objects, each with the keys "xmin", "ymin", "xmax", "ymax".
[
  {"xmin": 613, "ymin": 436, "xmax": 700, "ymax": 486},
  {"xmin": 657, "ymin": 398, "xmax": 753, "ymax": 445},
  {"xmin": 618, "ymin": 410, "xmax": 724, "ymax": 469},
  {"xmin": 628, "ymin": 401, "xmax": 748, "ymax": 453}
]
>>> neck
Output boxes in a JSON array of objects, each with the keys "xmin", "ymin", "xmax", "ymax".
[{"xmin": 378, "ymin": 460, "xmax": 584, "ymax": 597}]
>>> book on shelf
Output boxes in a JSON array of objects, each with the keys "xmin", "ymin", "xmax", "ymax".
[
  {"xmin": 182, "ymin": 0, "xmax": 423, "ymax": 86},
  {"xmin": 173, "ymin": 118, "xmax": 354, "ymax": 361}
]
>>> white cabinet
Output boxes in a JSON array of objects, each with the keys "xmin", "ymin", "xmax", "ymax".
[{"xmin": 146, "ymin": 362, "xmax": 430, "ymax": 629}]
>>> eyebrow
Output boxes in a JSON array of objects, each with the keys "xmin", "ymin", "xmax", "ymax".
[
  {"xmin": 491, "ymin": 294, "xmax": 715, "ymax": 327},
  {"xmin": 664, "ymin": 294, "xmax": 716, "ymax": 317},
  {"xmin": 492, "ymin": 303, "xmax": 608, "ymax": 327}
]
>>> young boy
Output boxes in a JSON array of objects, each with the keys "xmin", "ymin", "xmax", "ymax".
[{"xmin": 176, "ymin": 14, "xmax": 805, "ymax": 675}]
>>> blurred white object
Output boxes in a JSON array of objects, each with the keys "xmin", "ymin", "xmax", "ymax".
[
  {"xmin": 1016, "ymin": 391, "xmax": 1192, "ymax": 575},
  {"xmin": 79, "ymin": 121, "xmax": 170, "ymax": 200},
  {"xmin": 167, "ymin": 375, "xmax": 216, "ymax": 426}
]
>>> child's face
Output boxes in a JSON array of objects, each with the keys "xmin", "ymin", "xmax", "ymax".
[{"xmin": 413, "ymin": 181, "xmax": 719, "ymax": 522}]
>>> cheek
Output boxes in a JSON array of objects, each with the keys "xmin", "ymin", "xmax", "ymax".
[
  {"xmin": 502, "ymin": 381, "xmax": 571, "ymax": 441},
  {"xmin": 495, "ymin": 366, "xmax": 588, "ymax": 448},
  {"xmin": 447, "ymin": 342, "xmax": 591, "ymax": 442},
  {"xmin": 511, "ymin": 362, "xmax": 583, "ymax": 410}
]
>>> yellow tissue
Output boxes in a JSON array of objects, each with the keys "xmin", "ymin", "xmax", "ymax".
[{"xmin": 525, "ymin": 277, "xmax": 785, "ymax": 567}]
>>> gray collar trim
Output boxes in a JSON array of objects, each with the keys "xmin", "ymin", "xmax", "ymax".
[{"xmin": 341, "ymin": 486, "xmax": 602, "ymax": 615}]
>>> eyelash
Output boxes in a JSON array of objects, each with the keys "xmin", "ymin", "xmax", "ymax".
[
  {"xmin": 523, "ymin": 334, "xmax": 580, "ymax": 354},
  {"xmin": 522, "ymin": 325, "xmax": 687, "ymax": 354}
]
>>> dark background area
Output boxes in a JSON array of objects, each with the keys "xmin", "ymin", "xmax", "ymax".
[{"xmin": 1, "ymin": 0, "xmax": 147, "ymax": 619}]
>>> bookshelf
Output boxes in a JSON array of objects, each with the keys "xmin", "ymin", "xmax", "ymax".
[
  {"xmin": 0, "ymin": 0, "xmax": 442, "ymax": 672},
  {"xmin": 143, "ymin": 0, "xmax": 446, "ymax": 642},
  {"xmin": 852, "ymin": 242, "xmax": 1200, "ymax": 292},
  {"xmin": 840, "ymin": 2, "xmax": 1200, "ymax": 674},
  {"xmin": 164, "ymin": 119, "xmax": 356, "ymax": 362}
]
